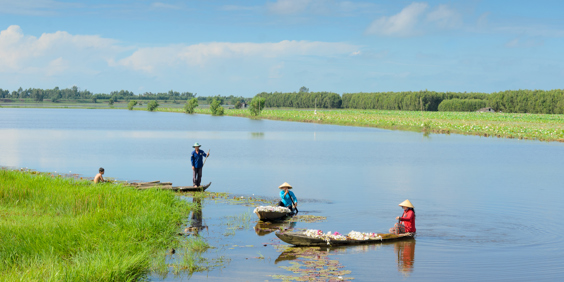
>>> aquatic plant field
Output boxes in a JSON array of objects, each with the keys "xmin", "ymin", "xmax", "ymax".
[
  {"xmin": 0, "ymin": 169, "xmax": 207, "ymax": 281},
  {"xmin": 156, "ymin": 107, "xmax": 564, "ymax": 142}
]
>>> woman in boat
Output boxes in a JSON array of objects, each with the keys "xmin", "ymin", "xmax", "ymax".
[
  {"xmin": 393, "ymin": 199, "xmax": 416, "ymax": 233},
  {"xmin": 277, "ymin": 182, "xmax": 298, "ymax": 213}
]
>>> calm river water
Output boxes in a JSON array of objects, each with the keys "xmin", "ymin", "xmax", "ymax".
[{"xmin": 1, "ymin": 108, "xmax": 564, "ymax": 281}]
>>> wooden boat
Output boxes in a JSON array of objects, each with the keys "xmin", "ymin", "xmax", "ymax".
[
  {"xmin": 131, "ymin": 181, "xmax": 211, "ymax": 192},
  {"xmin": 171, "ymin": 182, "xmax": 211, "ymax": 192},
  {"xmin": 254, "ymin": 209, "xmax": 292, "ymax": 221},
  {"xmin": 275, "ymin": 230, "xmax": 415, "ymax": 246}
]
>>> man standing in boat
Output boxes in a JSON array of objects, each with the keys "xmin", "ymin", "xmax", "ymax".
[{"xmin": 191, "ymin": 142, "xmax": 209, "ymax": 187}]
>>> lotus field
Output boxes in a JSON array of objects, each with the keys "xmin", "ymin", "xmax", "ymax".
[{"xmin": 155, "ymin": 107, "xmax": 564, "ymax": 142}]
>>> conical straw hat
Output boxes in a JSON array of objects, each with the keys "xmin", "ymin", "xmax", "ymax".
[
  {"xmin": 399, "ymin": 199, "xmax": 414, "ymax": 208},
  {"xmin": 278, "ymin": 182, "xmax": 292, "ymax": 189}
]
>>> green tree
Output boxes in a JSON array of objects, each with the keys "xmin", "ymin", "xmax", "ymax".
[
  {"xmin": 108, "ymin": 98, "xmax": 114, "ymax": 106},
  {"xmin": 299, "ymin": 86, "xmax": 309, "ymax": 93},
  {"xmin": 184, "ymin": 98, "xmax": 198, "ymax": 114},
  {"xmin": 147, "ymin": 100, "xmax": 159, "ymax": 111},
  {"xmin": 127, "ymin": 100, "xmax": 138, "ymax": 110},
  {"xmin": 209, "ymin": 98, "xmax": 224, "ymax": 116},
  {"xmin": 234, "ymin": 100, "xmax": 242, "ymax": 109},
  {"xmin": 249, "ymin": 96, "xmax": 266, "ymax": 116}
]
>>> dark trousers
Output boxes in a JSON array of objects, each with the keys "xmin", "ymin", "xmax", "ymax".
[
  {"xmin": 193, "ymin": 167, "xmax": 202, "ymax": 186},
  {"xmin": 278, "ymin": 201, "xmax": 294, "ymax": 213}
]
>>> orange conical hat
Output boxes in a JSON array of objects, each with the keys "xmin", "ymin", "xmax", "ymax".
[
  {"xmin": 278, "ymin": 182, "xmax": 292, "ymax": 189},
  {"xmin": 399, "ymin": 199, "xmax": 414, "ymax": 208}
]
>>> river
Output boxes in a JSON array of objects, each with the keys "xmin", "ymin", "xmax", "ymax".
[{"xmin": 1, "ymin": 108, "xmax": 563, "ymax": 281}]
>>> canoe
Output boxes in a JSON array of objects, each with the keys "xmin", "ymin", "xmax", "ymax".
[
  {"xmin": 255, "ymin": 210, "xmax": 292, "ymax": 221},
  {"xmin": 275, "ymin": 230, "xmax": 415, "ymax": 246},
  {"xmin": 171, "ymin": 182, "xmax": 212, "ymax": 192},
  {"xmin": 132, "ymin": 181, "xmax": 211, "ymax": 192}
]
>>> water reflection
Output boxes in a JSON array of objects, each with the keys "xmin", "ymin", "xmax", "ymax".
[
  {"xmin": 254, "ymin": 221, "xmax": 296, "ymax": 236},
  {"xmin": 395, "ymin": 239, "xmax": 416, "ymax": 276},
  {"xmin": 188, "ymin": 198, "xmax": 207, "ymax": 234}
]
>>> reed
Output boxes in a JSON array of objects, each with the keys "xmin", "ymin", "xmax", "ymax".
[{"xmin": 0, "ymin": 169, "xmax": 204, "ymax": 281}]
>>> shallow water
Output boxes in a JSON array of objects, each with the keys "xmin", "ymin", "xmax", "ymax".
[{"xmin": 1, "ymin": 108, "xmax": 564, "ymax": 281}]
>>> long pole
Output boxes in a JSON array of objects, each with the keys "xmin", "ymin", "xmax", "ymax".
[{"xmin": 203, "ymin": 149, "xmax": 210, "ymax": 166}]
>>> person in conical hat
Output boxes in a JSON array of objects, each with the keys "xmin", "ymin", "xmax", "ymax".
[
  {"xmin": 190, "ymin": 142, "xmax": 209, "ymax": 187},
  {"xmin": 277, "ymin": 182, "xmax": 298, "ymax": 213},
  {"xmin": 395, "ymin": 199, "xmax": 416, "ymax": 233}
]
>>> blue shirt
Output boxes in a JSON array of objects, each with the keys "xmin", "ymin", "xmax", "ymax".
[
  {"xmin": 191, "ymin": 150, "xmax": 207, "ymax": 168},
  {"xmin": 280, "ymin": 190, "xmax": 298, "ymax": 207}
]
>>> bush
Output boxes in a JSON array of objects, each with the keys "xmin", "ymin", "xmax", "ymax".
[
  {"xmin": 108, "ymin": 98, "xmax": 114, "ymax": 106},
  {"xmin": 147, "ymin": 100, "xmax": 159, "ymax": 111},
  {"xmin": 184, "ymin": 98, "xmax": 198, "ymax": 114},
  {"xmin": 438, "ymin": 99, "xmax": 487, "ymax": 112},
  {"xmin": 209, "ymin": 98, "xmax": 224, "ymax": 116},
  {"xmin": 249, "ymin": 97, "xmax": 266, "ymax": 116},
  {"xmin": 91, "ymin": 98, "xmax": 97, "ymax": 103},
  {"xmin": 127, "ymin": 100, "xmax": 137, "ymax": 110},
  {"xmin": 234, "ymin": 100, "xmax": 242, "ymax": 109}
]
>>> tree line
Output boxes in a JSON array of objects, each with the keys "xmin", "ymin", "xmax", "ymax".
[{"xmin": 255, "ymin": 89, "xmax": 564, "ymax": 114}]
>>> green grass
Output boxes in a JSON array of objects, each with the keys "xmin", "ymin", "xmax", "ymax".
[
  {"xmin": 153, "ymin": 107, "xmax": 564, "ymax": 142},
  {"xmin": 0, "ymin": 169, "xmax": 207, "ymax": 281}
]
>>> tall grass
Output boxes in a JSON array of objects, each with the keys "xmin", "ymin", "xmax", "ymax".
[{"xmin": 0, "ymin": 169, "xmax": 201, "ymax": 281}]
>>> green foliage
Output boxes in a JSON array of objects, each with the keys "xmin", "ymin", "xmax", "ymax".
[
  {"xmin": 0, "ymin": 169, "xmax": 204, "ymax": 281},
  {"xmin": 234, "ymin": 100, "xmax": 242, "ymax": 109},
  {"xmin": 184, "ymin": 98, "xmax": 199, "ymax": 114},
  {"xmin": 256, "ymin": 91, "xmax": 341, "ymax": 108},
  {"xmin": 438, "ymin": 99, "xmax": 487, "ymax": 112},
  {"xmin": 108, "ymin": 98, "xmax": 114, "ymax": 105},
  {"xmin": 91, "ymin": 97, "xmax": 97, "ymax": 103},
  {"xmin": 147, "ymin": 100, "xmax": 159, "ymax": 111},
  {"xmin": 127, "ymin": 100, "xmax": 138, "ymax": 110},
  {"xmin": 488, "ymin": 89, "xmax": 564, "ymax": 114},
  {"xmin": 342, "ymin": 91, "xmax": 488, "ymax": 111},
  {"xmin": 299, "ymin": 86, "xmax": 309, "ymax": 93},
  {"xmin": 209, "ymin": 98, "xmax": 224, "ymax": 116},
  {"xmin": 249, "ymin": 96, "xmax": 266, "ymax": 116}
]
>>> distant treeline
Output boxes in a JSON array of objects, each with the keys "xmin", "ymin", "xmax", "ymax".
[
  {"xmin": 256, "ymin": 91, "xmax": 342, "ymax": 108},
  {"xmin": 0, "ymin": 86, "xmax": 248, "ymax": 105},
  {"xmin": 254, "ymin": 89, "xmax": 564, "ymax": 114}
]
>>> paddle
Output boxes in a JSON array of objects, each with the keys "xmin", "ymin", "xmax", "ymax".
[
  {"xmin": 288, "ymin": 192, "xmax": 298, "ymax": 215},
  {"xmin": 203, "ymin": 149, "xmax": 210, "ymax": 167}
]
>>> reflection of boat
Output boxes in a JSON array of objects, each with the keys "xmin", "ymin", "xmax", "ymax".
[
  {"xmin": 131, "ymin": 181, "xmax": 211, "ymax": 192},
  {"xmin": 254, "ymin": 221, "xmax": 296, "ymax": 236},
  {"xmin": 276, "ymin": 231, "xmax": 415, "ymax": 246}
]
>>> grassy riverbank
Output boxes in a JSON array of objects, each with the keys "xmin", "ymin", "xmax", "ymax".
[
  {"xmin": 0, "ymin": 169, "xmax": 206, "ymax": 281},
  {"xmin": 153, "ymin": 107, "xmax": 564, "ymax": 142}
]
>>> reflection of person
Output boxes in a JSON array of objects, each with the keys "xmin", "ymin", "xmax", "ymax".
[
  {"xmin": 277, "ymin": 182, "xmax": 298, "ymax": 212},
  {"xmin": 395, "ymin": 240, "xmax": 416, "ymax": 276},
  {"xmin": 191, "ymin": 197, "xmax": 203, "ymax": 229},
  {"xmin": 395, "ymin": 199, "xmax": 416, "ymax": 233},
  {"xmin": 190, "ymin": 142, "xmax": 209, "ymax": 187},
  {"xmin": 94, "ymin": 167, "xmax": 105, "ymax": 183}
]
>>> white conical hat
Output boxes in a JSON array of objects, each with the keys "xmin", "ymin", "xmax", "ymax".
[
  {"xmin": 278, "ymin": 182, "xmax": 292, "ymax": 189},
  {"xmin": 399, "ymin": 199, "xmax": 414, "ymax": 208}
]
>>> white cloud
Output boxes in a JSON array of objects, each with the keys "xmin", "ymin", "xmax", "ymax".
[
  {"xmin": 365, "ymin": 2, "xmax": 428, "ymax": 36},
  {"xmin": 426, "ymin": 4, "xmax": 461, "ymax": 29},
  {"xmin": 505, "ymin": 37, "xmax": 544, "ymax": 48},
  {"xmin": 266, "ymin": 0, "xmax": 312, "ymax": 15},
  {"xmin": 0, "ymin": 25, "xmax": 126, "ymax": 74},
  {"xmin": 116, "ymin": 40, "xmax": 359, "ymax": 73}
]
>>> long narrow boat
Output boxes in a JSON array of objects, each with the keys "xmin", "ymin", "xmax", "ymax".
[
  {"xmin": 276, "ymin": 230, "xmax": 414, "ymax": 246},
  {"xmin": 255, "ymin": 210, "xmax": 292, "ymax": 221},
  {"xmin": 171, "ymin": 182, "xmax": 212, "ymax": 192},
  {"xmin": 131, "ymin": 181, "xmax": 211, "ymax": 192}
]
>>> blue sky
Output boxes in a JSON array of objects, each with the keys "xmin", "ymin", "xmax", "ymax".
[{"xmin": 1, "ymin": 0, "xmax": 563, "ymax": 97}]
